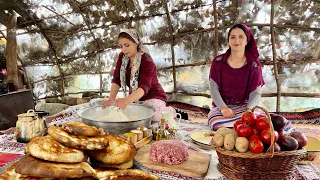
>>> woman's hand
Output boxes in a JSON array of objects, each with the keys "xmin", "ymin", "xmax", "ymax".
[
  {"xmin": 115, "ymin": 98, "xmax": 130, "ymax": 110},
  {"xmin": 101, "ymin": 98, "xmax": 115, "ymax": 109},
  {"xmin": 220, "ymin": 106, "xmax": 235, "ymax": 118}
]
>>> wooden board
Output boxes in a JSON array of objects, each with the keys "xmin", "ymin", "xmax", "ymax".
[{"xmin": 134, "ymin": 144, "xmax": 211, "ymax": 177}]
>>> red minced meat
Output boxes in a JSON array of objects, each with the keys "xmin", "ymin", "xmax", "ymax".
[{"xmin": 149, "ymin": 140, "xmax": 189, "ymax": 165}]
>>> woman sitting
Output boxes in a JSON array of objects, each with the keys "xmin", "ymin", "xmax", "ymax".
[{"xmin": 208, "ymin": 24, "xmax": 264, "ymax": 130}]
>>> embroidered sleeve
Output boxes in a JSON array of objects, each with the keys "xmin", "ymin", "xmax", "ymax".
[
  {"xmin": 138, "ymin": 54, "xmax": 155, "ymax": 95},
  {"xmin": 111, "ymin": 53, "xmax": 123, "ymax": 86}
]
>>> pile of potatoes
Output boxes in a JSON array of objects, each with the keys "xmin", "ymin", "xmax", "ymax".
[{"xmin": 213, "ymin": 128, "xmax": 249, "ymax": 153}]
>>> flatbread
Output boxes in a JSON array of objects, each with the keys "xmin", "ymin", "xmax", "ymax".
[
  {"xmin": 88, "ymin": 134, "xmax": 136, "ymax": 165},
  {"xmin": 25, "ymin": 136, "xmax": 86, "ymax": 163},
  {"xmin": 48, "ymin": 125, "xmax": 108, "ymax": 150},
  {"xmin": 93, "ymin": 167, "xmax": 160, "ymax": 180},
  {"xmin": 0, "ymin": 159, "xmax": 63, "ymax": 180},
  {"xmin": 62, "ymin": 122, "xmax": 100, "ymax": 137},
  {"xmin": 14, "ymin": 155, "xmax": 96, "ymax": 179}
]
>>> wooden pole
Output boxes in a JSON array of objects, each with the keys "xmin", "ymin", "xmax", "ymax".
[
  {"xmin": 213, "ymin": 0, "xmax": 219, "ymax": 57},
  {"xmin": 271, "ymin": 0, "xmax": 281, "ymax": 112},
  {"xmin": 4, "ymin": 10, "xmax": 20, "ymax": 90},
  {"xmin": 164, "ymin": 1, "xmax": 177, "ymax": 95}
]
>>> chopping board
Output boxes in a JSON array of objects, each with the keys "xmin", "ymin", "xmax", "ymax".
[{"xmin": 134, "ymin": 144, "xmax": 211, "ymax": 177}]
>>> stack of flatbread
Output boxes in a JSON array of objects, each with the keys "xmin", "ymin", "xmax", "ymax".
[{"xmin": 0, "ymin": 122, "xmax": 159, "ymax": 180}]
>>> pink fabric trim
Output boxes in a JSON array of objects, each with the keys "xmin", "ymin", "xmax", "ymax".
[{"xmin": 143, "ymin": 99, "xmax": 176, "ymax": 122}]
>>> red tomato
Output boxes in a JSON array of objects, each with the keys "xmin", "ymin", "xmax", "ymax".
[
  {"xmin": 255, "ymin": 119, "xmax": 269, "ymax": 131},
  {"xmin": 233, "ymin": 120, "xmax": 243, "ymax": 131},
  {"xmin": 249, "ymin": 134, "xmax": 261, "ymax": 141},
  {"xmin": 249, "ymin": 139, "xmax": 264, "ymax": 153},
  {"xmin": 252, "ymin": 127, "xmax": 260, "ymax": 135},
  {"xmin": 236, "ymin": 124, "xmax": 253, "ymax": 138},
  {"xmin": 241, "ymin": 110, "xmax": 255, "ymax": 126},
  {"xmin": 260, "ymin": 128, "xmax": 279, "ymax": 144}
]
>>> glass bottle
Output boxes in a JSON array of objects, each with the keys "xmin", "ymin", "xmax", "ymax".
[{"xmin": 156, "ymin": 118, "xmax": 168, "ymax": 141}]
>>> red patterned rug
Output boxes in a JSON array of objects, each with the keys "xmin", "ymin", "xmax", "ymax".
[{"xmin": 168, "ymin": 101, "xmax": 320, "ymax": 125}]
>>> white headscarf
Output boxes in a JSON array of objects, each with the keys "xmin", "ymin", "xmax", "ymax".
[{"xmin": 119, "ymin": 29, "xmax": 150, "ymax": 95}]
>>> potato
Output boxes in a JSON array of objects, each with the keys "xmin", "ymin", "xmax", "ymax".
[
  {"xmin": 216, "ymin": 128, "xmax": 236, "ymax": 137},
  {"xmin": 224, "ymin": 134, "xmax": 236, "ymax": 151},
  {"xmin": 235, "ymin": 137, "xmax": 249, "ymax": 153},
  {"xmin": 213, "ymin": 133, "xmax": 224, "ymax": 147}
]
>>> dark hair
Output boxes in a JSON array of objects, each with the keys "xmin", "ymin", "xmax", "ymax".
[
  {"xmin": 118, "ymin": 32, "xmax": 136, "ymax": 43},
  {"xmin": 227, "ymin": 24, "xmax": 248, "ymax": 41}
]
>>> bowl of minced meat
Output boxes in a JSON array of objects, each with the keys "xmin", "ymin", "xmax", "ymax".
[{"xmin": 77, "ymin": 104, "xmax": 155, "ymax": 135}]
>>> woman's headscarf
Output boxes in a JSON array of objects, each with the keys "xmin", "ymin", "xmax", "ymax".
[
  {"xmin": 209, "ymin": 24, "xmax": 265, "ymax": 103},
  {"xmin": 119, "ymin": 29, "xmax": 150, "ymax": 95}
]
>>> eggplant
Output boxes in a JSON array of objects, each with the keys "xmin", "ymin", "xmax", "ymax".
[
  {"xmin": 274, "ymin": 142, "xmax": 281, "ymax": 152},
  {"xmin": 277, "ymin": 135, "xmax": 299, "ymax": 151},
  {"xmin": 271, "ymin": 114, "xmax": 288, "ymax": 131},
  {"xmin": 289, "ymin": 131, "xmax": 308, "ymax": 149}
]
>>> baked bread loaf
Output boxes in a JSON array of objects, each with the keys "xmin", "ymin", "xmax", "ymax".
[
  {"xmin": 88, "ymin": 134, "xmax": 136, "ymax": 165},
  {"xmin": 90, "ymin": 159, "xmax": 133, "ymax": 169},
  {"xmin": 14, "ymin": 155, "xmax": 96, "ymax": 179},
  {"xmin": 62, "ymin": 122, "xmax": 99, "ymax": 137},
  {"xmin": 25, "ymin": 136, "xmax": 86, "ymax": 163},
  {"xmin": 93, "ymin": 167, "xmax": 160, "ymax": 180},
  {"xmin": 48, "ymin": 125, "xmax": 108, "ymax": 150}
]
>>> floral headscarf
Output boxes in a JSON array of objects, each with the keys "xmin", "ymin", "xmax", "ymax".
[{"xmin": 119, "ymin": 29, "xmax": 150, "ymax": 95}]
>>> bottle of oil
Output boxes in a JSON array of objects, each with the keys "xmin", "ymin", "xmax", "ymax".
[{"xmin": 156, "ymin": 118, "xmax": 168, "ymax": 141}]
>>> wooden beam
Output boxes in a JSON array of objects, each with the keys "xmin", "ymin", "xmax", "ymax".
[
  {"xmin": 271, "ymin": 0, "xmax": 281, "ymax": 112},
  {"xmin": 213, "ymin": 0, "xmax": 218, "ymax": 58},
  {"xmin": 4, "ymin": 11, "xmax": 20, "ymax": 90},
  {"xmin": 41, "ymin": 5, "xmax": 75, "ymax": 26},
  {"xmin": 164, "ymin": 1, "xmax": 177, "ymax": 94}
]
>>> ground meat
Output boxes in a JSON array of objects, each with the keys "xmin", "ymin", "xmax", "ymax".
[{"xmin": 149, "ymin": 140, "xmax": 189, "ymax": 165}]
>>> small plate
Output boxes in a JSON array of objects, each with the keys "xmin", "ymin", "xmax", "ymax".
[
  {"xmin": 298, "ymin": 136, "xmax": 320, "ymax": 164},
  {"xmin": 190, "ymin": 131, "xmax": 215, "ymax": 147},
  {"xmin": 304, "ymin": 136, "xmax": 320, "ymax": 151}
]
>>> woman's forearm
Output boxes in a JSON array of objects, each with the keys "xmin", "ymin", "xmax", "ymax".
[
  {"xmin": 247, "ymin": 86, "xmax": 262, "ymax": 109},
  {"xmin": 126, "ymin": 88, "xmax": 145, "ymax": 103},
  {"xmin": 209, "ymin": 79, "xmax": 227, "ymax": 109},
  {"xmin": 109, "ymin": 83, "xmax": 121, "ymax": 100}
]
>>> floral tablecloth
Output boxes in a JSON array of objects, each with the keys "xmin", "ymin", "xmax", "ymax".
[{"xmin": 1, "ymin": 100, "xmax": 319, "ymax": 180}]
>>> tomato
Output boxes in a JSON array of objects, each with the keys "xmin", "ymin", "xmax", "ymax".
[
  {"xmin": 255, "ymin": 119, "xmax": 269, "ymax": 131},
  {"xmin": 252, "ymin": 127, "xmax": 260, "ymax": 135},
  {"xmin": 260, "ymin": 128, "xmax": 279, "ymax": 144},
  {"xmin": 236, "ymin": 124, "xmax": 253, "ymax": 138},
  {"xmin": 233, "ymin": 120, "xmax": 243, "ymax": 131},
  {"xmin": 241, "ymin": 110, "xmax": 255, "ymax": 126},
  {"xmin": 249, "ymin": 134, "xmax": 261, "ymax": 141},
  {"xmin": 249, "ymin": 139, "xmax": 264, "ymax": 153}
]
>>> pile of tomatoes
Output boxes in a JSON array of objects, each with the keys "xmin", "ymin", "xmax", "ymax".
[{"xmin": 234, "ymin": 110, "xmax": 278, "ymax": 153}]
